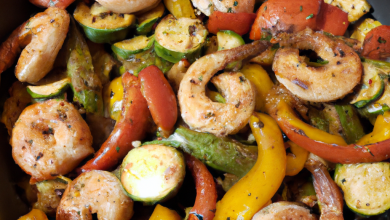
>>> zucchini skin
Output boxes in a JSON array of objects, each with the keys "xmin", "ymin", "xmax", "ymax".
[
  {"xmin": 26, "ymin": 78, "xmax": 70, "ymax": 99},
  {"xmin": 136, "ymin": 18, "xmax": 159, "ymax": 35},
  {"xmin": 111, "ymin": 36, "xmax": 155, "ymax": 59},
  {"xmin": 145, "ymin": 127, "xmax": 258, "ymax": 178},
  {"xmin": 154, "ymin": 40, "xmax": 203, "ymax": 63},
  {"xmin": 79, "ymin": 23, "xmax": 131, "ymax": 44}
]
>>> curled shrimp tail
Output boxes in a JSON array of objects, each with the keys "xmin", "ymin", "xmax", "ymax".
[
  {"xmin": 179, "ymin": 40, "xmax": 270, "ymax": 136},
  {"xmin": 0, "ymin": 22, "xmax": 29, "ymax": 74},
  {"xmin": 29, "ymin": 0, "xmax": 76, "ymax": 9}
]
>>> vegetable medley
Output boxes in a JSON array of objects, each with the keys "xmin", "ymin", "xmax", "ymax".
[{"xmin": 2, "ymin": 0, "xmax": 390, "ymax": 219}]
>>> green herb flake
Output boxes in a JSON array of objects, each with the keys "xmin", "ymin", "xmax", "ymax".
[
  {"xmin": 300, "ymin": 6, "xmax": 302, "ymax": 11},
  {"xmin": 77, "ymin": 211, "xmax": 81, "ymax": 216},
  {"xmin": 264, "ymin": 5, "xmax": 267, "ymax": 11},
  {"xmin": 198, "ymin": 76, "xmax": 203, "ymax": 81},
  {"xmin": 233, "ymin": 1, "xmax": 238, "ymax": 6},
  {"xmin": 116, "ymin": 146, "xmax": 120, "ymax": 153},
  {"xmin": 306, "ymin": 14, "xmax": 314, "ymax": 19},
  {"xmin": 378, "ymin": 37, "xmax": 387, "ymax": 44},
  {"xmin": 366, "ymin": 147, "xmax": 374, "ymax": 156},
  {"xmin": 227, "ymin": 7, "xmax": 233, "ymax": 13},
  {"xmin": 28, "ymin": 140, "xmax": 33, "ymax": 144},
  {"xmin": 316, "ymin": 59, "xmax": 329, "ymax": 65},
  {"xmin": 271, "ymin": 43, "xmax": 280, "ymax": 50},
  {"xmin": 208, "ymin": 3, "xmax": 212, "ymax": 7},
  {"xmin": 341, "ymin": 178, "xmax": 346, "ymax": 184}
]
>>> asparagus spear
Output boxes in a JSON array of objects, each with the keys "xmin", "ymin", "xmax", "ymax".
[
  {"xmin": 145, "ymin": 127, "xmax": 257, "ymax": 178},
  {"xmin": 66, "ymin": 19, "xmax": 103, "ymax": 115}
]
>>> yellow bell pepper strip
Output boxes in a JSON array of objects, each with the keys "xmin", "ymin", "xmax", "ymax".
[
  {"xmin": 250, "ymin": 46, "xmax": 278, "ymax": 66},
  {"xmin": 241, "ymin": 63, "xmax": 274, "ymax": 112},
  {"xmin": 163, "ymin": 0, "xmax": 196, "ymax": 19},
  {"xmin": 357, "ymin": 111, "xmax": 390, "ymax": 145},
  {"xmin": 18, "ymin": 209, "xmax": 48, "ymax": 220},
  {"xmin": 149, "ymin": 204, "xmax": 182, "ymax": 220},
  {"xmin": 214, "ymin": 113, "xmax": 286, "ymax": 220},
  {"xmin": 285, "ymin": 141, "xmax": 309, "ymax": 176},
  {"xmin": 106, "ymin": 76, "xmax": 124, "ymax": 121},
  {"xmin": 269, "ymin": 98, "xmax": 390, "ymax": 164}
]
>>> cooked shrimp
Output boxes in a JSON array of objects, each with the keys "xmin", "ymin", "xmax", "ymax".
[
  {"xmin": 29, "ymin": 0, "xmax": 75, "ymax": 9},
  {"xmin": 96, "ymin": 0, "xmax": 161, "ymax": 14},
  {"xmin": 1, "ymin": 81, "xmax": 32, "ymax": 136},
  {"xmin": 273, "ymin": 28, "xmax": 362, "ymax": 102},
  {"xmin": 192, "ymin": 0, "xmax": 254, "ymax": 16},
  {"xmin": 252, "ymin": 202, "xmax": 318, "ymax": 220},
  {"xmin": 0, "ymin": 7, "xmax": 69, "ymax": 83},
  {"xmin": 56, "ymin": 170, "xmax": 134, "ymax": 220},
  {"xmin": 178, "ymin": 40, "xmax": 270, "ymax": 136},
  {"xmin": 11, "ymin": 100, "xmax": 94, "ymax": 183}
]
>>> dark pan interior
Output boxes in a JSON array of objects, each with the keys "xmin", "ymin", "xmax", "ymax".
[{"xmin": 0, "ymin": 0, "xmax": 389, "ymax": 219}]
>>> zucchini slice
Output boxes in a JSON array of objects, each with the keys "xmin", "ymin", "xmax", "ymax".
[
  {"xmin": 351, "ymin": 62, "xmax": 385, "ymax": 108},
  {"xmin": 27, "ymin": 78, "xmax": 70, "ymax": 99},
  {"xmin": 217, "ymin": 30, "xmax": 245, "ymax": 51},
  {"xmin": 217, "ymin": 30, "xmax": 245, "ymax": 70},
  {"xmin": 120, "ymin": 145, "xmax": 185, "ymax": 205},
  {"xmin": 117, "ymin": 47, "xmax": 158, "ymax": 76},
  {"xmin": 366, "ymin": 83, "xmax": 390, "ymax": 114},
  {"xmin": 136, "ymin": 2, "xmax": 166, "ymax": 35},
  {"xmin": 155, "ymin": 14, "xmax": 208, "ymax": 63},
  {"xmin": 335, "ymin": 163, "xmax": 390, "ymax": 216},
  {"xmin": 112, "ymin": 35, "xmax": 155, "ymax": 59},
  {"xmin": 74, "ymin": 2, "xmax": 136, "ymax": 44}
]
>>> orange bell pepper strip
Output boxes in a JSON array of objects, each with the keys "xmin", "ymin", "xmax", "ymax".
[
  {"xmin": 214, "ymin": 113, "xmax": 286, "ymax": 220},
  {"xmin": 18, "ymin": 209, "xmax": 48, "ymax": 220},
  {"xmin": 285, "ymin": 141, "xmax": 309, "ymax": 176},
  {"xmin": 149, "ymin": 204, "xmax": 181, "ymax": 220},
  {"xmin": 78, "ymin": 72, "xmax": 151, "ymax": 172},
  {"xmin": 139, "ymin": 65, "xmax": 178, "ymax": 138},
  {"xmin": 270, "ymin": 99, "xmax": 390, "ymax": 164}
]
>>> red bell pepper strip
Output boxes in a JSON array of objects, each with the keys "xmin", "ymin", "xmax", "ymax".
[
  {"xmin": 185, "ymin": 154, "xmax": 217, "ymax": 220},
  {"xmin": 316, "ymin": 2, "xmax": 349, "ymax": 36},
  {"xmin": 207, "ymin": 11, "xmax": 256, "ymax": 36},
  {"xmin": 78, "ymin": 72, "xmax": 150, "ymax": 172},
  {"xmin": 139, "ymin": 65, "xmax": 178, "ymax": 138},
  {"xmin": 271, "ymin": 100, "xmax": 390, "ymax": 164}
]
